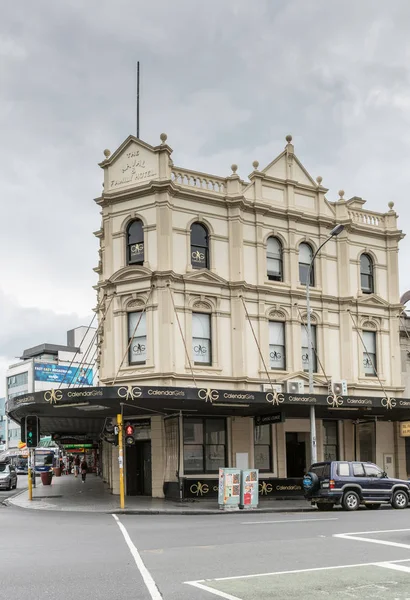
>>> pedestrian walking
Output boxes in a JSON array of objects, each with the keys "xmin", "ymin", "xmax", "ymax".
[
  {"xmin": 74, "ymin": 455, "xmax": 80, "ymax": 478},
  {"xmin": 81, "ymin": 457, "xmax": 88, "ymax": 483}
]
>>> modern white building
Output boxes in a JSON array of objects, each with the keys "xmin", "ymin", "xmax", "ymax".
[
  {"xmin": 5, "ymin": 326, "xmax": 97, "ymax": 449},
  {"xmin": 89, "ymin": 132, "xmax": 407, "ymax": 499}
]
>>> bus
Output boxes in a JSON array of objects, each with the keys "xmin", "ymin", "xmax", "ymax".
[{"xmin": 0, "ymin": 449, "xmax": 29, "ymax": 474}]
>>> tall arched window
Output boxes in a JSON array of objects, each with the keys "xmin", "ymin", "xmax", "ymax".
[
  {"xmin": 127, "ymin": 220, "xmax": 144, "ymax": 265},
  {"xmin": 267, "ymin": 237, "xmax": 283, "ymax": 281},
  {"xmin": 360, "ymin": 254, "xmax": 374, "ymax": 294},
  {"xmin": 191, "ymin": 223, "xmax": 209, "ymax": 269},
  {"xmin": 299, "ymin": 243, "xmax": 314, "ymax": 286}
]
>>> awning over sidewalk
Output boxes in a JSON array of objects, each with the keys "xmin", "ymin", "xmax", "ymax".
[{"xmin": 7, "ymin": 384, "xmax": 410, "ymax": 438}]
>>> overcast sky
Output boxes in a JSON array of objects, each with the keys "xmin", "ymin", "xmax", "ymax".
[{"xmin": 1, "ymin": 1, "xmax": 410, "ymax": 396}]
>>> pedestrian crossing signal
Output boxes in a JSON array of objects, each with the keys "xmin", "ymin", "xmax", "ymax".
[
  {"xmin": 25, "ymin": 415, "xmax": 40, "ymax": 448},
  {"xmin": 125, "ymin": 424, "xmax": 134, "ymax": 436}
]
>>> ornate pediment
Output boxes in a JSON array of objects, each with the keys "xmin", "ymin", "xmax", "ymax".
[
  {"xmin": 109, "ymin": 265, "xmax": 152, "ymax": 284},
  {"xmin": 356, "ymin": 294, "xmax": 389, "ymax": 308},
  {"xmin": 184, "ymin": 270, "xmax": 228, "ymax": 286}
]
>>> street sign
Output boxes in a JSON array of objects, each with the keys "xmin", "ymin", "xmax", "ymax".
[
  {"xmin": 255, "ymin": 412, "xmax": 284, "ymax": 426},
  {"xmin": 400, "ymin": 421, "xmax": 410, "ymax": 437}
]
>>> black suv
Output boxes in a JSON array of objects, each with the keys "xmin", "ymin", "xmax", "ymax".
[{"xmin": 303, "ymin": 461, "xmax": 410, "ymax": 511}]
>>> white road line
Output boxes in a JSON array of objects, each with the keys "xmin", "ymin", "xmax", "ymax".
[
  {"xmin": 186, "ymin": 581, "xmax": 242, "ymax": 600},
  {"xmin": 334, "ymin": 529, "xmax": 410, "ymax": 550},
  {"xmin": 241, "ymin": 517, "xmax": 338, "ymax": 525},
  {"xmin": 112, "ymin": 514, "xmax": 162, "ymax": 600},
  {"xmin": 375, "ymin": 562, "xmax": 410, "ymax": 573},
  {"xmin": 185, "ymin": 559, "xmax": 410, "ymax": 585}
]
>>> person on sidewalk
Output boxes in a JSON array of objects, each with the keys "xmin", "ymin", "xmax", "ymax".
[
  {"xmin": 81, "ymin": 457, "xmax": 88, "ymax": 483},
  {"xmin": 74, "ymin": 455, "xmax": 80, "ymax": 477}
]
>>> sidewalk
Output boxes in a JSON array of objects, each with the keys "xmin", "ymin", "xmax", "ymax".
[{"xmin": 7, "ymin": 474, "xmax": 315, "ymax": 514}]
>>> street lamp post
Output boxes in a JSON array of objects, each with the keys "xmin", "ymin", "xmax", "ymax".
[{"xmin": 306, "ymin": 224, "xmax": 344, "ymax": 465}]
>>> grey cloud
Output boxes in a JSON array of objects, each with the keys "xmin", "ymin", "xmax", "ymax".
[{"xmin": 1, "ymin": 0, "xmax": 410, "ymax": 389}]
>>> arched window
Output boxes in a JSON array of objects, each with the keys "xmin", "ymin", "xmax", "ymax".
[
  {"xmin": 299, "ymin": 243, "xmax": 314, "ymax": 286},
  {"xmin": 191, "ymin": 223, "xmax": 209, "ymax": 269},
  {"xmin": 360, "ymin": 254, "xmax": 374, "ymax": 294},
  {"xmin": 127, "ymin": 220, "xmax": 144, "ymax": 265},
  {"xmin": 267, "ymin": 237, "xmax": 283, "ymax": 281}
]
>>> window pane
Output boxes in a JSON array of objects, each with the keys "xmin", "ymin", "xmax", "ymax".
[
  {"xmin": 363, "ymin": 331, "xmax": 376, "ymax": 353},
  {"xmin": 183, "ymin": 445, "xmax": 204, "ymax": 473},
  {"xmin": 205, "ymin": 444, "xmax": 225, "ymax": 472},
  {"xmin": 363, "ymin": 331, "xmax": 376, "ymax": 375},
  {"xmin": 129, "ymin": 241, "xmax": 144, "ymax": 263},
  {"xmin": 184, "ymin": 419, "xmax": 203, "ymax": 443},
  {"xmin": 323, "ymin": 421, "xmax": 338, "ymax": 445},
  {"xmin": 192, "ymin": 313, "xmax": 210, "ymax": 338},
  {"xmin": 267, "ymin": 237, "xmax": 281, "ymax": 257},
  {"xmin": 299, "ymin": 243, "xmax": 312, "ymax": 264},
  {"xmin": 254, "ymin": 424, "xmax": 271, "ymax": 444},
  {"xmin": 129, "ymin": 336, "xmax": 147, "ymax": 362},
  {"xmin": 128, "ymin": 312, "xmax": 147, "ymax": 337},
  {"xmin": 193, "ymin": 337, "xmax": 211, "ymax": 363},
  {"xmin": 301, "ymin": 325, "xmax": 317, "ymax": 372},
  {"xmin": 360, "ymin": 254, "xmax": 372, "ymax": 275},
  {"xmin": 352, "ymin": 463, "xmax": 365, "ymax": 476},
  {"xmin": 254, "ymin": 445, "xmax": 271, "ymax": 471},
  {"xmin": 128, "ymin": 220, "xmax": 143, "ymax": 244},
  {"xmin": 338, "ymin": 463, "xmax": 350, "ymax": 476},
  {"xmin": 269, "ymin": 322, "xmax": 286, "ymax": 370},
  {"xmin": 269, "ymin": 322, "xmax": 284, "ymax": 345},
  {"xmin": 191, "ymin": 223, "xmax": 208, "ymax": 246},
  {"xmin": 205, "ymin": 419, "xmax": 225, "ymax": 444},
  {"xmin": 364, "ymin": 464, "xmax": 382, "ymax": 478},
  {"xmin": 191, "ymin": 245, "xmax": 208, "ymax": 269},
  {"xmin": 358, "ymin": 422, "xmax": 375, "ymax": 462},
  {"xmin": 267, "ymin": 257, "xmax": 282, "ymax": 280}
]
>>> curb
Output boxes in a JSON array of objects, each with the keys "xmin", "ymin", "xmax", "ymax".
[
  {"xmin": 112, "ymin": 507, "xmax": 316, "ymax": 515},
  {"xmin": 1, "ymin": 488, "xmax": 28, "ymax": 507}
]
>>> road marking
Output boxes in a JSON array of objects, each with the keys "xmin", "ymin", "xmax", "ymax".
[
  {"xmin": 112, "ymin": 514, "xmax": 162, "ymax": 599},
  {"xmin": 241, "ymin": 517, "xmax": 338, "ymax": 525},
  {"xmin": 375, "ymin": 561, "xmax": 410, "ymax": 573},
  {"xmin": 187, "ymin": 581, "xmax": 242, "ymax": 600},
  {"xmin": 334, "ymin": 528, "xmax": 410, "ymax": 550}
]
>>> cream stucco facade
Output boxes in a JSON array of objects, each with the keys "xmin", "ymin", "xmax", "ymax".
[{"xmin": 95, "ymin": 133, "xmax": 408, "ymax": 498}]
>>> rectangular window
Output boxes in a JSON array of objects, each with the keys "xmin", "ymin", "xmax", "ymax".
[
  {"xmin": 7, "ymin": 372, "xmax": 28, "ymax": 389},
  {"xmin": 301, "ymin": 324, "xmax": 317, "ymax": 373},
  {"xmin": 254, "ymin": 423, "xmax": 272, "ymax": 472},
  {"xmin": 352, "ymin": 462, "xmax": 365, "ymax": 477},
  {"xmin": 269, "ymin": 322, "xmax": 286, "ymax": 370},
  {"xmin": 357, "ymin": 421, "xmax": 376, "ymax": 463},
  {"xmin": 128, "ymin": 312, "xmax": 147, "ymax": 364},
  {"xmin": 323, "ymin": 421, "xmax": 338, "ymax": 461},
  {"xmin": 192, "ymin": 313, "xmax": 212, "ymax": 365},
  {"xmin": 363, "ymin": 331, "xmax": 376, "ymax": 376},
  {"xmin": 183, "ymin": 418, "xmax": 226, "ymax": 474},
  {"xmin": 337, "ymin": 462, "xmax": 350, "ymax": 477}
]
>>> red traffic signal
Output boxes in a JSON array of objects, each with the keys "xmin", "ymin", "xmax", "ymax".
[{"xmin": 125, "ymin": 424, "xmax": 134, "ymax": 436}]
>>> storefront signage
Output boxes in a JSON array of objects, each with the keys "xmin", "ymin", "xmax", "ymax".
[
  {"xmin": 183, "ymin": 478, "xmax": 219, "ymax": 499},
  {"xmin": 258, "ymin": 478, "xmax": 304, "ymax": 497},
  {"xmin": 8, "ymin": 385, "xmax": 410, "ymax": 417},
  {"xmin": 255, "ymin": 412, "xmax": 284, "ymax": 425},
  {"xmin": 400, "ymin": 422, "xmax": 410, "ymax": 437},
  {"xmin": 63, "ymin": 444, "xmax": 93, "ymax": 449}
]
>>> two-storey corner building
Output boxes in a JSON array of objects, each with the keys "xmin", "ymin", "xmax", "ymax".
[{"xmin": 95, "ymin": 132, "xmax": 406, "ymax": 500}]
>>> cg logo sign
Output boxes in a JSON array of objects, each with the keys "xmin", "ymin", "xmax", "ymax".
[
  {"xmin": 265, "ymin": 390, "xmax": 285, "ymax": 406},
  {"xmin": 132, "ymin": 343, "xmax": 146, "ymax": 355},
  {"xmin": 198, "ymin": 388, "xmax": 219, "ymax": 403},
  {"xmin": 117, "ymin": 386, "xmax": 142, "ymax": 401},
  {"xmin": 327, "ymin": 394, "xmax": 343, "ymax": 408},
  {"xmin": 191, "ymin": 250, "xmax": 205, "ymax": 262},
  {"xmin": 44, "ymin": 389, "xmax": 63, "ymax": 404},
  {"xmin": 194, "ymin": 344, "xmax": 207, "ymax": 355},
  {"xmin": 131, "ymin": 243, "xmax": 143, "ymax": 255},
  {"xmin": 381, "ymin": 396, "xmax": 396, "ymax": 410},
  {"xmin": 190, "ymin": 481, "xmax": 209, "ymax": 496},
  {"xmin": 259, "ymin": 481, "xmax": 273, "ymax": 495}
]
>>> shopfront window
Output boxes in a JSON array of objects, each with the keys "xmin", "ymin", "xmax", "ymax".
[
  {"xmin": 254, "ymin": 423, "xmax": 272, "ymax": 472},
  {"xmin": 323, "ymin": 420, "xmax": 338, "ymax": 461},
  {"xmin": 183, "ymin": 418, "xmax": 226, "ymax": 474}
]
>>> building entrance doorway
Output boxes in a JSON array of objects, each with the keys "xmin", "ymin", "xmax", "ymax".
[
  {"xmin": 126, "ymin": 441, "xmax": 152, "ymax": 496},
  {"xmin": 286, "ymin": 432, "xmax": 306, "ymax": 477}
]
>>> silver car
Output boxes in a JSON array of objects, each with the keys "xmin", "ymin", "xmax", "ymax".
[{"xmin": 0, "ymin": 462, "xmax": 17, "ymax": 490}]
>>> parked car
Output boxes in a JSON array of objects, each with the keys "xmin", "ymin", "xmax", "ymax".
[
  {"xmin": 0, "ymin": 462, "xmax": 18, "ymax": 491},
  {"xmin": 303, "ymin": 461, "xmax": 410, "ymax": 511}
]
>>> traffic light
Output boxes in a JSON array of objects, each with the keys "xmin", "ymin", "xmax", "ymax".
[
  {"xmin": 25, "ymin": 415, "xmax": 40, "ymax": 448},
  {"xmin": 21, "ymin": 417, "xmax": 26, "ymax": 443},
  {"xmin": 125, "ymin": 424, "xmax": 134, "ymax": 436}
]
